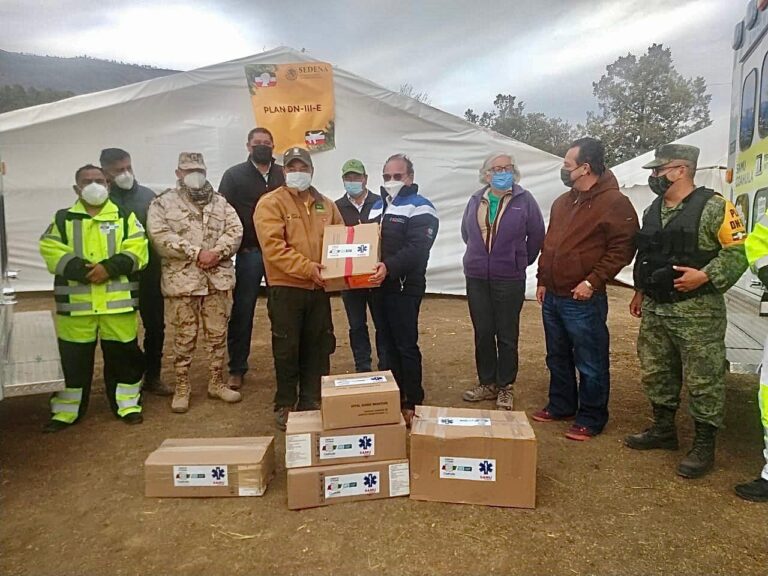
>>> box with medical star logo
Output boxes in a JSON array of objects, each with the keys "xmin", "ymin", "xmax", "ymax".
[{"xmin": 409, "ymin": 406, "xmax": 537, "ymax": 508}]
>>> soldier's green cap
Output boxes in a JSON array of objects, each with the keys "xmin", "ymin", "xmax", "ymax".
[
  {"xmin": 178, "ymin": 152, "xmax": 206, "ymax": 170},
  {"xmin": 641, "ymin": 144, "xmax": 699, "ymax": 169},
  {"xmin": 341, "ymin": 159, "xmax": 366, "ymax": 175},
  {"xmin": 283, "ymin": 146, "xmax": 313, "ymax": 169}
]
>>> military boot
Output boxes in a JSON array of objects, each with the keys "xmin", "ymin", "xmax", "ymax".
[
  {"xmin": 208, "ymin": 367, "xmax": 242, "ymax": 403},
  {"xmin": 624, "ymin": 405, "xmax": 679, "ymax": 450},
  {"xmin": 171, "ymin": 375, "xmax": 191, "ymax": 413},
  {"xmin": 677, "ymin": 421, "xmax": 717, "ymax": 479}
]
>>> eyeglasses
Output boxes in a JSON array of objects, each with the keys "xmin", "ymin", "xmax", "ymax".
[
  {"xmin": 651, "ymin": 164, "xmax": 686, "ymax": 176},
  {"xmin": 382, "ymin": 173, "xmax": 406, "ymax": 182},
  {"xmin": 488, "ymin": 165, "xmax": 514, "ymax": 174}
]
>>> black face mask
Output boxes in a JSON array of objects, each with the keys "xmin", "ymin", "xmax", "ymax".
[
  {"xmin": 251, "ymin": 145, "xmax": 273, "ymax": 165},
  {"xmin": 560, "ymin": 167, "xmax": 582, "ymax": 187},
  {"xmin": 648, "ymin": 174, "xmax": 673, "ymax": 196}
]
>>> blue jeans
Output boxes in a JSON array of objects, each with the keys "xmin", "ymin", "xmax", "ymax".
[
  {"xmin": 227, "ymin": 250, "xmax": 265, "ymax": 376},
  {"xmin": 542, "ymin": 291, "xmax": 610, "ymax": 433},
  {"xmin": 341, "ymin": 289, "xmax": 386, "ymax": 373}
]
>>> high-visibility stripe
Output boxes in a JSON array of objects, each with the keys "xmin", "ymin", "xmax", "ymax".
[
  {"xmin": 107, "ymin": 227, "xmax": 117, "ymax": 257},
  {"xmin": 116, "ymin": 398, "xmax": 140, "ymax": 409},
  {"xmin": 55, "ymin": 253, "xmax": 77, "ymax": 276},
  {"xmin": 54, "ymin": 284, "xmax": 91, "ymax": 295},
  {"xmin": 57, "ymin": 388, "xmax": 83, "ymax": 401},
  {"xmin": 123, "ymin": 251, "xmax": 140, "ymax": 273},
  {"xmin": 116, "ymin": 382, "xmax": 141, "ymax": 396},
  {"xmin": 126, "ymin": 231, "xmax": 145, "ymax": 239},
  {"xmin": 50, "ymin": 401, "xmax": 80, "ymax": 413},
  {"xmin": 106, "ymin": 298, "xmax": 139, "ymax": 309},
  {"xmin": 56, "ymin": 301, "xmax": 92, "ymax": 312},
  {"xmin": 72, "ymin": 219, "xmax": 84, "ymax": 258},
  {"xmin": 107, "ymin": 281, "xmax": 140, "ymax": 293}
]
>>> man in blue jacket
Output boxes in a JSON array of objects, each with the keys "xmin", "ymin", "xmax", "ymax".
[{"xmin": 369, "ymin": 154, "xmax": 439, "ymax": 426}]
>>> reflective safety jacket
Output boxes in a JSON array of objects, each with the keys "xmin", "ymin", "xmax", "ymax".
[
  {"xmin": 39, "ymin": 199, "xmax": 149, "ymax": 315},
  {"xmin": 746, "ymin": 209, "xmax": 768, "ymax": 277}
]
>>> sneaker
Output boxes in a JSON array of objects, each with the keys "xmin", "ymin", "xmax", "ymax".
[
  {"xmin": 275, "ymin": 406, "xmax": 291, "ymax": 431},
  {"xmin": 462, "ymin": 384, "xmax": 498, "ymax": 402},
  {"xmin": 122, "ymin": 412, "xmax": 144, "ymax": 425},
  {"xmin": 43, "ymin": 419, "xmax": 71, "ymax": 433},
  {"xmin": 227, "ymin": 373, "xmax": 244, "ymax": 391},
  {"xmin": 565, "ymin": 424, "xmax": 597, "ymax": 441},
  {"xmin": 496, "ymin": 387, "xmax": 514, "ymax": 410},
  {"xmin": 734, "ymin": 477, "xmax": 768, "ymax": 502},
  {"xmin": 531, "ymin": 408, "xmax": 575, "ymax": 423},
  {"xmin": 401, "ymin": 408, "xmax": 415, "ymax": 429}
]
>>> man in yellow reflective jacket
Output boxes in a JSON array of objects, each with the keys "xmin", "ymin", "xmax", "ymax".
[
  {"xmin": 736, "ymin": 210, "xmax": 768, "ymax": 501},
  {"xmin": 39, "ymin": 164, "xmax": 149, "ymax": 433}
]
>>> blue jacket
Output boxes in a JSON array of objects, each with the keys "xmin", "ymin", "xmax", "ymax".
[{"xmin": 368, "ymin": 184, "xmax": 439, "ymax": 295}]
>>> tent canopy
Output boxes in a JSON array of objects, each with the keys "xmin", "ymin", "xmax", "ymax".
[{"xmin": 0, "ymin": 47, "xmax": 564, "ymax": 295}]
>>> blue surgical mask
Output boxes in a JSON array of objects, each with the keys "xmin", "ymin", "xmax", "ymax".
[
  {"xmin": 344, "ymin": 181, "xmax": 364, "ymax": 198},
  {"xmin": 491, "ymin": 172, "xmax": 514, "ymax": 191}
]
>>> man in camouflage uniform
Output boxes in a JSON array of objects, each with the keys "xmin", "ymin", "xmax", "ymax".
[
  {"xmin": 147, "ymin": 153, "xmax": 243, "ymax": 413},
  {"xmin": 625, "ymin": 144, "xmax": 748, "ymax": 479}
]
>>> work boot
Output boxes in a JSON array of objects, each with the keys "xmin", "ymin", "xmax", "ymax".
[
  {"xmin": 144, "ymin": 373, "xmax": 174, "ymax": 397},
  {"xmin": 624, "ymin": 405, "xmax": 679, "ymax": 450},
  {"xmin": 677, "ymin": 421, "xmax": 717, "ymax": 479},
  {"xmin": 171, "ymin": 377, "xmax": 191, "ymax": 413},
  {"xmin": 226, "ymin": 373, "xmax": 244, "ymax": 391},
  {"xmin": 208, "ymin": 368, "xmax": 242, "ymax": 403},
  {"xmin": 734, "ymin": 477, "xmax": 768, "ymax": 502},
  {"xmin": 496, "ymin": 386, "xmax": 514, "ymax": 410},
  {"xmin": 43, "ymin": 419, "xmax": 71, "ymax": 433},
  {"xmin": 462, "ymin": 384, "xmax": 498, "ymax": 402},
  {"xmin": 122, "ymin": 412, "xmax": 144, "ymax": 425}
]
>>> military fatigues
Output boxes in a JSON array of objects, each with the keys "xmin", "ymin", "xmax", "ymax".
[
  {"xmin": 743, "ymin": 212, "xmax": 768, "ymax": 483},
  {"xmin": 39, "ymin": 199, "xmax": 148, "ymax": 424},
  {"xmin": 146, "ymin": 182, "xmax": 242, "ymax": 392},
  {"xmin": 636, "ymin": 192, "xmax": 747, "ymax": 427}
]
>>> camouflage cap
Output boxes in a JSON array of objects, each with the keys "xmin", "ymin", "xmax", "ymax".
[
  {"xmin": 341, "ymin": 159, "xmax": 366, "ymax": 175},
  {"xmin": 178, "ymin": 152, "xmax": 206, "ymax": 170},
  {"xmin": 641, "ymin": 144, "xmax": 700, "ymax": 169},
  {"xmin": 283, "ymin": 146, "xmax": 313, "ymax": 169}
]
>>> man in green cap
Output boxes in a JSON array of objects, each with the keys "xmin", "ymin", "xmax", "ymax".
[
  {"xmin": 334, "ymin": 159, "xmax": 385, "ymax": 372},
  {"xmin": 625, "ymin": 143, "xmax": 748, "ymax": 479}
]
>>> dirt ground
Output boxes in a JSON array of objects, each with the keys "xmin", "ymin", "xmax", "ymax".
[{"xmin": 1, "ymin": 286, "xmax": 766, "ymax": 576}]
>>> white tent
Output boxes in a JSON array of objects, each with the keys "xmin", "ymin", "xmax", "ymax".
[
  {"xmin": 612, "ymin": 116, "xmax": 730, "ymax": 285},
  {"xmin": 0, "ymin": 47, "xmax": 563, "ymax": 296}
]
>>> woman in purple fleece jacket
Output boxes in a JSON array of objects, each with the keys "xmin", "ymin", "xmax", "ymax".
[{"xmin": 460, "ymin": 152, "xmax": 545, "ymax": 410}]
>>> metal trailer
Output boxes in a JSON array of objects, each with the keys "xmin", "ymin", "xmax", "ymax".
[{"xmin": 0, "ymin": 155, "xmax": 64, "ymax": 400}]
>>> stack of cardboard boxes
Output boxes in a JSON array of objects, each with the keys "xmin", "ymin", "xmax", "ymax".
[{"xmin": 286, "ymin": 370, "xmax": 410, "ymax": 510}]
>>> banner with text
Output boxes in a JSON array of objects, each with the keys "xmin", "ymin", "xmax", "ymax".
[{"xmin": 245, "ymin": 62, "xmax": 335, "ymax": 154}]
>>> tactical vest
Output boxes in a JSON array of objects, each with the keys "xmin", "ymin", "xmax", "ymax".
[{"xmin": 634, "ymin": 187, "xmax": 719, "ymax": 303}]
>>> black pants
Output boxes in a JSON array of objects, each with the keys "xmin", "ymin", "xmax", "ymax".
[
  {"xmin": 267, "ymin": 286, "xmax": 335, "ymax": 409},
  {"xmin": 466, "ymin": 277, "xmax": 525, "ymax": 389},
  {"xmin": 371, "ymin": 290, "xmax": 424, "ymax": 409},
  {"xmin": 139, "ymin": 262, "xmax": 165, "ymax": 379},
  {"xmin": 58, "ymin": 338, "xmax": 145, "ymax": 420},
  {"xmin": 341, "ymin": 289, "xmax": 387, "ymax": 372}
]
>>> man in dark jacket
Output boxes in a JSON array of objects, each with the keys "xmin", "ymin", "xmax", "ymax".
[
  {"xmin": 220, "ymin": 127, "xmax": 285, "ymax": 391},
  {"xmin": 100, "ymin": 148, "xmax": 170, "ymax": 395},
  {"xmin": 369, "ymin": 154, "xmax": 439, "ymax": 426},
  {"xmin": 335, "ymin": 159, "xmax": 385, "ymax": 373},
  {"xmin": 533, "ymin": 137, "xmax": 639, "ymax": 441}
]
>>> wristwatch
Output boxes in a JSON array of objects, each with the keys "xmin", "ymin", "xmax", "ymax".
[{"xmin": 583, "ymin": 279, "xmax": 594, "ymax": 291}]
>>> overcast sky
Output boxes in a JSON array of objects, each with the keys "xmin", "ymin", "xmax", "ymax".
[{"xmin": 0, "ymin": 0, "xmax": 741, "ymax": 124}]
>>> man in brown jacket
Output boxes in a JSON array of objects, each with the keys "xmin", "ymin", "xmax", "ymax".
[
  {"xmin": 533, "ymin": 137, "xmax": 639, "ymax": 441},
  {"xmin": 255, "ymin": 147, "xmax": 343, "ymax": 429}
]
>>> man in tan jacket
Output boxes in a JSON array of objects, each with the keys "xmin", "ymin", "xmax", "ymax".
[
  {"xmin": 147, "ymin": 152, "xmax": 243, "ymax": 413},
  {"xmin": 255, "ymin": 147, "xmax": 343, "ymax": 429}
]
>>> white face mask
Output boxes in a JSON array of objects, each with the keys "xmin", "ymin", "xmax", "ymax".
[
  {"xmin": 80, "ymin": 182, "xmax": 109, "ymax": 206},
  {"xmin": 113, "ymin": 171, "xmax": 135, "ymax": 190},
  {"xmin": 285, "ymin": 171, "xmax": 312, "ymax": 191},
  {"xmin": 183, "ymin": 172, "xmax": 207, "ymax": 190},
  {"xmin": 382, "ymin": 180, "xmax": 405, "ymax": 198}
]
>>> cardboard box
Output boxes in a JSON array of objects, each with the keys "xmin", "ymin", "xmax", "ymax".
[
  {"xmin": 285, "ymin": 410, "xmax": 406, "ymax": 468},
  {"xmin": 144, "ymin": 437, "xmax": 275, "ymax": 498},
  {"xmin": 410, "ymin": 406, "xmax": 537, "ymax": 508},
  {"xmin": 321, "ymin": 371, "xmax": 401, "ymax": 430},
  {"xmin": 321, "ymin": 223, "xmax": 380, "ymax": 292},
  {"xmin": 287, "ymin": 459, "xmax": 410, "ymax": 510}
]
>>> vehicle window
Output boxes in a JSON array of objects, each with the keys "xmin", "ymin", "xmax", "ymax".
[{"xmin": 741, "ymin": 68, "xmax": 758, "ymax": 150}]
